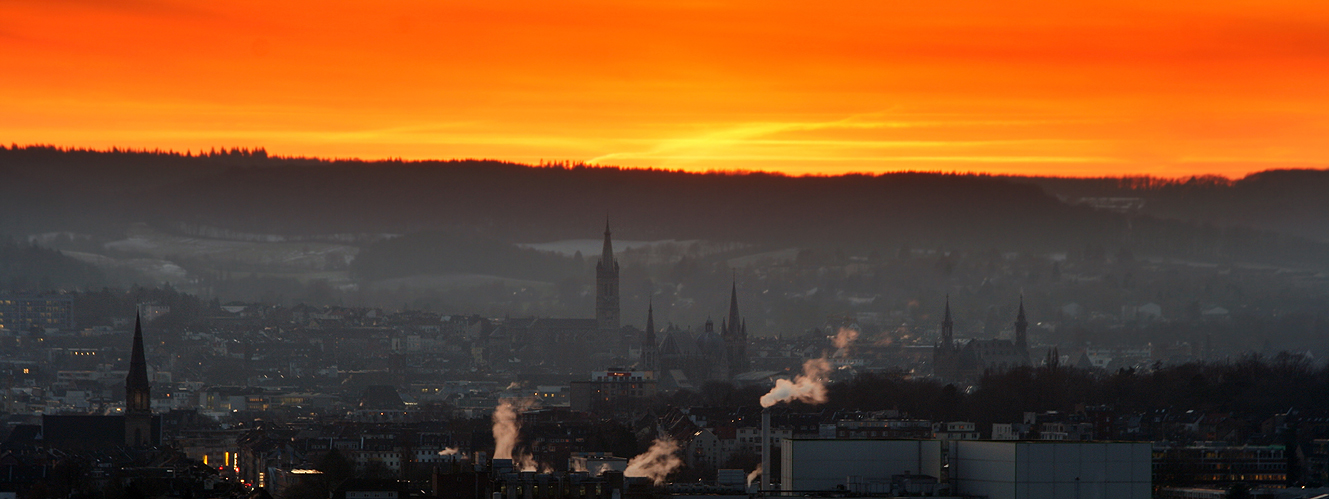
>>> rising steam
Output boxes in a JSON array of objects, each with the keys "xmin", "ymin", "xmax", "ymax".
[
  {"xmin": 747, "ymin": 464, "xmax": 762, "ymax": 488},
  {"xmin": 492, "ymin": 400, "xmax": 521, "ymax": 460},
  {"xmin": 518, "ymin": 454, "xmax": 550, "ymax": 473},
  {"xmin": 624, "ymin": 438, "xmax": 683, "ymax": 485},
  {"xmin": 492, "ymin": 398, "xmax": 537, "ymax": 461},
  {"xmin": 493, "ymin": 399, "xmax": 546, "ymax": 471},
  {"xmin": 832, "ymin": 327, "xmax": 860, "ymax": 357},
  {"xmin": 759, "ymin": 357, "xmax": 831, "ymax": 408},
  {"xmin": 570, "ymin": 458, "xmax": 617, "ymax": 476}
]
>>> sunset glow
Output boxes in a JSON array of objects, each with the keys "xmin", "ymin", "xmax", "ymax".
[{"xmin": 4, "ymin": 0, "xmax": 1329, "ymax": 176}]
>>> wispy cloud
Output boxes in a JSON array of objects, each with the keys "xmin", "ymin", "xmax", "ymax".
[{"xmin": 586, "ymin": 115, "xmax": 1105, "ymax": 167}]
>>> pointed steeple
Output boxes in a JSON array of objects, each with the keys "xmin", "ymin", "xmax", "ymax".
[
  {"xmin": 600, "ymin": 217, "xmax": 615, "ymax": 269},
  {"xmin": 642, "ymin": 300, "xmax": 659, "ymax": 372},
  {"xmin": 1014, "ymin": 295, "xmax": 1029, "ymax": 351},
  {"xmin": 125, "ymin": 311, "xmax": 152, "ymax": 446},
  {"xmin": 726, "ymin": 278, "xmax": 740, "ymax": 338},
  {"xmin": 645, "ymin": 300, "xmax": 656, "ymax": 345},
  {"xmin": 941, "ymin": 294, "xmax": 954, "ymax": 347},
  {"xmin": 127, "ymin": 313, "xmax": 149, "ymax": 406},
  {"xmin": 595, "ymin": 218, "xmax": 620, "ymax": 331}
]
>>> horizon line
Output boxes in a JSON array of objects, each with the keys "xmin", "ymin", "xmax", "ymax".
[{"xmin": 6, "ymin": 142, "xmax": 1324, "ymax": 182}]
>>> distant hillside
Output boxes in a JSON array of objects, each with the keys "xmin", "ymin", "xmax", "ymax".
[
  {"xmin": 3, "ymin": 145, "xmax": 1329, "ymax": 269},
  {"xmin": 0, "ymin": 146, "xmax": 1093, "ymax": 245},
  {"xmin": 0, "ymin": 238, "xmax": 108, "ymax": 290},
  {"xmin": 1014, "ymin": 170, "xmax": 1329, "ymax": 242}
]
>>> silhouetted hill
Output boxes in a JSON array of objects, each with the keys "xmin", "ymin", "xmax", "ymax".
[
  {"xmin": 0, "ymin": 237, "xmax": 107, "ymax": 289},
  {"xmin": 3, "ymin": 146, "xmax": 1328, "ymax": 269},
  {"xmin": 350, "ymin": 232, "xmax": 583, "ymax": 282},
  {"xmin": 1016, "ymin": 169, "xmax": 1329, "ymax": 242}
]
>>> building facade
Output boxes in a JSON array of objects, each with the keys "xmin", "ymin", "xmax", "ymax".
[
  {"xmin": 569, "ymin": 370, "xmax": 658, "ymax": 413},
  {"xmin": 0, "ymin": 293, "xmax": 73, "ymax": 332}
]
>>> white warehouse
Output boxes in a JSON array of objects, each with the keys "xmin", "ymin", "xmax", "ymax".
[
  {"xmin": 780, "ymin": 439, "xmax": 1152, "ymax": 499},
  {"xmin": 781, "ymin": 439, "xmax": 943, "ymax": 491},
  {"xmin": 953, "ymin": 441, "xmax": 1152, "ymax": 499}
]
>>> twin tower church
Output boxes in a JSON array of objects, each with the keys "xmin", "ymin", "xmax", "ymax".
[{"xmin": 932, "ymin": 296, "xmax": 1035, "ymax": 380}]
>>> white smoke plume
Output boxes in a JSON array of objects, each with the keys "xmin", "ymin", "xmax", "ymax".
[
  {"xmin": 747, "ymin": 464, "xmax": 762, "ymax": 488},
  {"xmin": 492, "ymin": 398, "xmax": 537, "ymax": 461},
  {"xmin": 832, "ymin": 327, "xmax": 860, "ymax": 357},
  {"xmin": 570, "ymin": 459, "xmax": 616, "ymax": 475},
  {"xmin": 589, "ymin": 462, "xmax": 614, "ymax": 476},
  {"xmin": 759, "ymin": 357, "xmax": 831, "ymax": 408},
  {"xmin": 517, "ymin": 454, "xmax": 550, "ymax": 473},
  {"xmin": 624, "ymin": 438, "xmax": 683, "ymax": 485}
]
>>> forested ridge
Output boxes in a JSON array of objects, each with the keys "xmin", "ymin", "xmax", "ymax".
[{"xmin": 4, "ymin": 145, "xmax": 1329, "ymax": 268}]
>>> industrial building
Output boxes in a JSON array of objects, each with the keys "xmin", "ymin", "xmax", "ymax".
[
  {"xmin": 780, "ymin": 439, "xmax": 943, "ymax": 492},
  {"xmin": 780, "ymin": 438, "xmax": 1151, "ymax": 499},
  {"xmin": 953, "ymin": 441, "xmax": 1152, "ymax": 499}
]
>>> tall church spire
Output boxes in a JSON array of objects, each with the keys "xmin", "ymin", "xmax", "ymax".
[
  {"xmin": 595, "ymin": 219, "xmax": 620, "ymax": 331},
  {"xmin": 721, "ymin": 278, "xmax": 748, "ymax": 378},
  {"xmin": 941, "ymin": 294, "xmax": 954, "ymax": 347},
  {"xmin": 1014, "ymin": 295, "xmax": 1029, "ymax": 351},
  {"xmin": 125, "ymin": 312, "xmax": 152, "ymax": 446},
  {"xmin": 641, "ymin": 300, "xmax": 659, "ymax": 372},
  {"xmin": 646, "ymin": 300, "xmax": 656, "ymax": 345},
  {"xmin": 600, "ymin": 217, "xmax": 615, "ymax": 267},
  {"xmin": 726, "ymin": 278, "xmax": 741, "ymax": 337}
]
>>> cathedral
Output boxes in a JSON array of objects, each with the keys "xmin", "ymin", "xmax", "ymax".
[
  {"xmin": 933, "ymin": 297, "xmax": 1033, "ymax": 380},
  {"xmin": 493, "ymin": 221, "xmax": 624, "ymax": 368},
  {"xmin": 588, "ymin": 219, "xmax": 750, "ymax": 382},
  {"xmin": 644, "ymin": 281, "xmax": 751, "ymax": 385},
  {"xmin": 498, "ymin": 220, "xmax": 750, "ymax": 378}
]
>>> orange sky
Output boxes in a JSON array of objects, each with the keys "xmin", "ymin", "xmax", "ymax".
[{"xmin": 3, "ymin": 0, "xmax": 1329, "ymax": 177}]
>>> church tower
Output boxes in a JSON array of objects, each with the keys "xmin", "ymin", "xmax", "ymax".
[
  {"xmin": 125, "ymin": 313, "xmax": 152, "ymax": 447},
  {"xmin": 641, "ymin": 301, "xmax": 659, "ymax": 372},
  {"xmin": 1014, "ymin": 296, "xmax": 1029, "ymax": 352},
  {"xmin": 720, "ymin": 280, "xmax": 749, "ymax": 378},
  {"xmin": 595, "ymin": 220, "xmax": 620, "ymax": 331},
  {"xmin": 933, "ymin": 295, "xmax": 959, "ymax": 379},
  {"xmin": 941, "ymin": 296, "xmax": 955, "ymax": 348}
]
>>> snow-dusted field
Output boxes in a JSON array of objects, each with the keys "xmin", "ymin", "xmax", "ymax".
[
  {"xmin": 517, "ymin": 239, "xmax": 686, "ymax": 256},
  {"xmin": 104, "ymin": 225, "xmax": 359, "ymax": 270},
  {"xmin": 61, "ymin": 251, "xmax": 190, "ymax": 284},
  {"xmin": 369, "ymin": 273, "xmax": 554, "ymax": 292}
]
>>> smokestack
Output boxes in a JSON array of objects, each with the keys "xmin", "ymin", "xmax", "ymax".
[{"xmin": 762, "ymin": 408, "xmax": 771, "ymax": 492}]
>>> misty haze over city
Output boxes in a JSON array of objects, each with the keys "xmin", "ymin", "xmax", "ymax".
[
  {"xmin": 7, "ymin": 0, "xmax": 1329, "ymax": 497},
  {"xmin": 3, "ymin": 146, "xmax": 1329, "ymax": 499}
]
